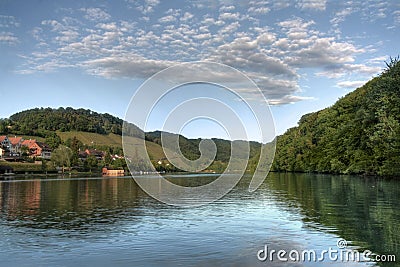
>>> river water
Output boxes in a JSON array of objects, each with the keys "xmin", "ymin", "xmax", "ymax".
[{"xmin": 0, "ymin": 173, "xmax": 398, "ymax": 266}]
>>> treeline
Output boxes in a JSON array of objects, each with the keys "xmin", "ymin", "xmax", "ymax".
[
  {"xmin": 145, "ymin": 131, "xmax": 263, "ymax": 172},
  {"xmin": 273, "ymin": 57, "xmax": 400, "ymax": 176},
  {"xmin": 0, "ymin": 107, "xmax": 137, "ymax": 136}
]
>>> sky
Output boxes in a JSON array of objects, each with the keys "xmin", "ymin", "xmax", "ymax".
[{"xmin": 0, "ymin": 0, "xmax": 399, "ymax": 140}]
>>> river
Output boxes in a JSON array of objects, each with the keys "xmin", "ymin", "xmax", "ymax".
[{"xmin": 0, "ymin": 173, "xmax": 398, "ymax": 266}]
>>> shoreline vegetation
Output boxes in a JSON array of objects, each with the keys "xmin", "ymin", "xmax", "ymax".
[
  {"xmin": 272, "ymin": 57, "xmax": 400, "ymax": 178},
  {"xmin": 1, "ymin": 58, "xmax": 399, "ymax": 179}
]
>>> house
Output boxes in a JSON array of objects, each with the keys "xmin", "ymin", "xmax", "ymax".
[
  {"xmin": 36, "ymin": 142, "xmax": 52, "ymax": 159},
  {"xmin": 21, "ymin": 139, "xmax": 52, "ymax": 159},
  {"xmin": 78, "ymin": 150, "xmax": 88, "ymax": 161},
  {"xmin": 0, "ymin": 136, "xmax": 11, "ymax": 151},
  {"xmin": 21, "ymin": 139, "xmax": 36, "ymax": 149},
  {"xmin": 0, "ymin": 147, "xmax": 4, "ymax": 158},
  {"xmin": 85, "ymin": 149, "xmax": 104, "ymax": 160},
  {"xmin": 8, "ymin": 136, "xmax": 23, "ymax": 154},
  {"xmin": 78, "ymin": 149, "xmax": 105, "ymax": 161}
]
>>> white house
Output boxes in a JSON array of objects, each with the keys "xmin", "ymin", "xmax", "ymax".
[{"xmin": 0, "ymin": 136, "xmax": 11, "ymax": 150}]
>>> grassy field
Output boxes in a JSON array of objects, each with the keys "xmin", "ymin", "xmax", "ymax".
[
  {"xmin": 0, "ymin": 161, "xmax": 56, "ymax": 173},
  {"xmin": 57, "ymin": 131, "xmax": 167, "ymax": 161},
  {"xmin": 57, "ymin": 131, "xmax": 122, "ymax": 146}
]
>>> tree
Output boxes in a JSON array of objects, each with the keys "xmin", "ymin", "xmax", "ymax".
[
  {"xmin": 86, "ymin": 155, "xmax": 98, "ymax": 172},
  {"xmin": 65, "ymin": 136, "xmax": 82, "ymax": 167},
  {"xmin": 45, "ymin": 132, "xmax": 62, "ymax": 150},
  {"xmin": 21, "ymin": 145, "xmax": 30, "ymax": 157},
  {"xmin": 272, "ymin": 56, "xmax": 400, "ymax": 176},
  {"xmin": 51, "ymin": 145, "xmax": 73, "ymax": 173}
]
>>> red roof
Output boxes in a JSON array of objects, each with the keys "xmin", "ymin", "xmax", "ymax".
[
  {"xmin": 8, "ymin": 136, "xmax": 23, "ymax": 145},
  {"xmin": 0, "ymin": 136, "xmax": 7, "ymax": 142},
  {"xmin": 21, "ymin": 139, "xmax": 37, "ymax": 147}
]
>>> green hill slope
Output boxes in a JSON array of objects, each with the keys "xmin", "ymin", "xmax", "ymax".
[
  {"xmin": 5, "ymin": 107, "xmax": 142, "ymax": 137},
  {"xmin": 57, "ymin": 131, "xmax": 167, "ymax": 161},
  {"xmin": 273, "ymin": 57, "xmax": 400, "ymax": 176},
  {"xmin": 1, "ymin": 105, "xmax": 264, "ymax": 173}
]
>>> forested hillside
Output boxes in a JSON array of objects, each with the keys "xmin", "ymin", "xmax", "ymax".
[
  {"xmin": 145, "ymin": 130, "xmax": 262, "ymax": 164},
  {"xmin": 0, "ymin": 107, "xmax": 142, "ymax": 138},
  {"xmin": 273, "ymin": 57, "xmax": 400, "ymax": 176}
]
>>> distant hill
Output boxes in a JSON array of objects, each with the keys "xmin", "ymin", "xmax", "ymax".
[
  {"xmin": 145, "ymin": 130, "xmax": 262, "ymax": 167},
  {"xmin": 5, "ymin": 107, "xmax": 142, "ymax": 137},
  {"xmin": 1, "ymin": 107, "xmax": 263, "ymax": 172},
  {"xmin": 273, "ymin": 57, "xmax": 400, "ymax": 176}
]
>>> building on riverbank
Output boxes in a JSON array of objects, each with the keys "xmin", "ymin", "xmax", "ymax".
[{"xmin": 102, "ymin": 167, "xmax": 124, "ymax": 176}]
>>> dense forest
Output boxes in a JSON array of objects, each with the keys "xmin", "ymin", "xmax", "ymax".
[
  {"xmin": 145, "ymin": 130, "xmax": 263, "ymax": 172},
  {"xmin": 0, "ymin": 107, "xmax": 142, "ymax": 138},
  {"xmin": 273, "ymin": 57, "xmax": 400, "ymax": 176}
]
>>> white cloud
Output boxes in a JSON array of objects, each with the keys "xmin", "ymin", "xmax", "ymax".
[
  {"xmin": 15, "ymin": 0, "xmax": 389, "ymax": 107},
  {"xmin": 287, "ymin": 38, "xmax": 364, "ymax": 68},
  {"xmin": 272, "ymin": 0, "xmax": 291, "ymax": 10},
  {"xmin": 96, "ymin": 22, "xmax": 118, "ymax": 31},
  {"xmin": 0, "ymin": 15, "xmax": 20, "ymax": 28},
  {"xmin": 367, "ymin": 56, "xmax": 388, "ymax": 64},
  {"xmin": 218, "ymin": 21, "xmax": 240, "ymax": 35},
  {"xmin": 296, "ymin": 0, "xmax": 327, "ymax": 11},
  {"xmin": 257, "ymin": 32, "xmax": 276, "ymax": 45},
  {"xmin": 54, "ymin": 29, "xmax": 80, "ymax": 44},
  {"xmin": 82, "ymin": 7, "xmax": 111, "ymax": 21},
  {"xmin": 269, "ymin": 95, "xmax": 315, "ymax": 105},
  {"xmin": 41, "ymin": 20, "xmax": 66, "ymax": 31},
  {"xmin": 181, "ymin": 12, "xmax": 194, "ymax": 21},
  {"xmin": 145, "ymin": 0, "xmax": 160, "ymax": 6},
  {"xmin": 127, "ymin": 0, "xmax": 160, "ymax": 14},
  {"xmin": 193, "ymin": 33, "xmax": 212, "ymax": 40},
  {"xmin": 219, "ymin": 5, "xmax": 235, "ymax": 12},
  {"xmin": 316, "ymin": 63, "xmax": 381, "ymax": 78},
  {"xmin": 337, "ymin": 80, "xmax": 367, "ymax": 88},
  {"xmin": 219, "ymin": 12, "xmax": 241, "ymax": 21},
  {"xmin": 158, "ymin": 15, "xmax": 177, "ymax": 23},
  {"xmin": 248, "ymin": 6, "xmax": 270, "ymax": 14},
  {"xmin": 82, "ymin": 55, "xmax": 172, "ymax": 79},
  {"xmin": 330, "ymin": 7, "xmax": 354, "ymax": 28},
  {"xmin": 359, "ymin": 0, "xmax": 390, "ymax": 22},
  {"xmin": 393, "ymin": 10, "xmax": 400, "ymax": 25},
  {"xmin": 0, "ymin": 31, "xmax": 18, "ymax": 45}
]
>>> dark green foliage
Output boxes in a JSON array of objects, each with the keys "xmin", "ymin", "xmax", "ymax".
[
  {"xmin": 5, "ymin": 107, "xmax": 142, "ymax": 137},
  {"xmin": 145, "ymin": 131, "xmax": 263, "ymax": 171},
  {"xmin": 45, "ymin": 132, "xmax": 62, "ymax": 150},
  {"xmin": 85, "ymin": 154, "xmax": 98, "ymax": 172},
  {"xmin": 273, "ymin": 57, "xmax": 400, "ymax": 177}
]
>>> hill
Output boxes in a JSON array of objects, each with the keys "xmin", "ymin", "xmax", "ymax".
[
  {"xmin": 273, "ymin": 57, "xmax": 400, "ymax": 176},
  {"xmin": 1, "ymin": 107, "xmax": 255, "ymax": 172},
  {"xmin": 3, "ymin": 107, "xmax": 142, "ymax": 137}
]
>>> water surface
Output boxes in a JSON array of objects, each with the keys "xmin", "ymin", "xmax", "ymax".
[{"xmin": 0, "ymin": 173, "xmax": 398, "ymax": 266}]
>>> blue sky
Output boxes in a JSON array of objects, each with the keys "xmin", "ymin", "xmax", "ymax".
[{"xmin": 0, "ymin": 0, "xmax": 399, "ymax": 139}]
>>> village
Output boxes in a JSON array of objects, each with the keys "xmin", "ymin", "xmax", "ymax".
[
  {"xmin": 0, "ymin": 135, "xmax": 52, "ymax": 160},
  {"xmin": 0, "ymin": 135, "xmax": 125, "ymax": 176}
]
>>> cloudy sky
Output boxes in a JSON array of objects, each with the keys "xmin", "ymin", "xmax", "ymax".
[{"xmin": 0, "ymin": 0, "xmax": 399, "ymax": 138}]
